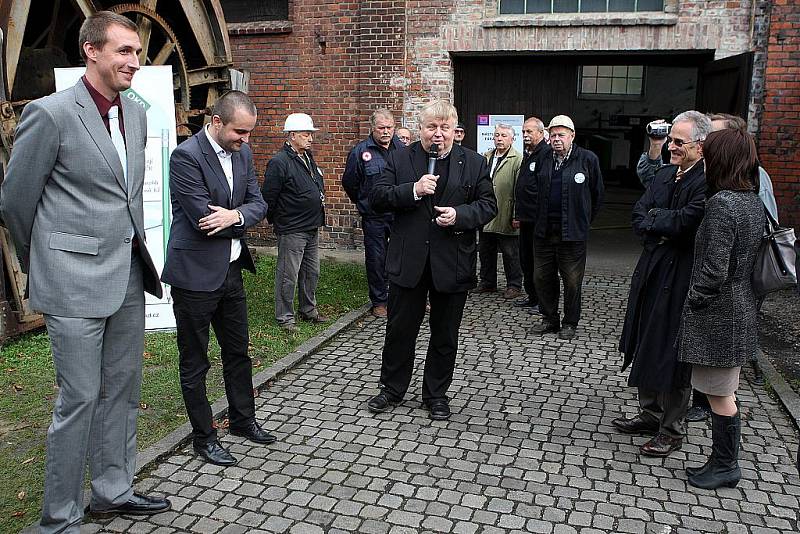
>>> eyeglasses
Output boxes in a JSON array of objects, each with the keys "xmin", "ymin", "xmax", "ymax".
[{"xmin": 667, "ymin": 136, "xmax": 700, "ymax": 148}]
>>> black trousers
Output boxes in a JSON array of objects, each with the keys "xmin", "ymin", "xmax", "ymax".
[
  {"xmin": 171, "ymin": 261, "xmax": 255, "ymax": 445},
  {"xmin": 533, "ymin": 226, "xmax": 587, "ymax": 327},
  {"xmin": 379, "ymin": 262, "xmax": 468, "ymax": 403},
  {"xmin": 518, "ymin": 222, "xmax": 538, "ymax": 303},
  {"xmin": 478, "ymin": 230, "xmax": 522, "ymax": 290},
  {"xmin": 362, "ymin": 217, "xmax": 392, "ymax": 306}
]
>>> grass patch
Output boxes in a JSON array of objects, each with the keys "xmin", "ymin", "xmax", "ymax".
[{"xmin": 0, "ymin": 254, "xmax": 367, "ymax": 533}]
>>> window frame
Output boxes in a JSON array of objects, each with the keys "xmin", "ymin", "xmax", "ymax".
[
  {"xmin": 577, "ymin": 64, "xmax": 646, "ymax": 100},
  {"xmin": 497, "ymin": 0, "xmax": 665, "ymax": 15}
]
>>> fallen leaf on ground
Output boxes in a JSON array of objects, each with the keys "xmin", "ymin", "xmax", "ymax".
[
  {"xmin": 12, "ymin": 510, "xmax": 24, "ymax": 517},
  {"xmin": 22, "ymin": 457, "xmax": 35, "ymax": 465},
  {"xmin": 17, "ymin": 490, "xmax": 26, "ymax": 500},
  {"xmin": 139, "ymin": 402, "xmax": 149, "ymax": 410},
  {"xmin": 12, "ymin": 383, "xmax": 23, "ymax": 392}
]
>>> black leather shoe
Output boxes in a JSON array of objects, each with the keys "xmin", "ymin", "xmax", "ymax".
[
  {"xmin": 194, "ymin": 439, "xmax": 237, "ymax": 466},
  {"xmin": 513, "ymin": 297, "xmax": 533, "ymax": 307},
  {"xmin": 558, "ymin": 324, "xmax": 576, "ymax": 340},
  {"xmin": 425, "ymin": 400, "xmax": 451, "ymax": 421},
  {"xmin": 94, "ymin": 493, "xmax": 172, "ymax": 516},
  {"xmin": 611, "ymin": 415, "xmax": 659, "ymax": 435},
  {"xmin": 229, "ymin": 421, "xmax": 277, "ymax": 444},
  {"xmin": 529, "ymin": 321, "xmax": 559, "ymax": 335},
  {"xmin": 686, "ymin": 405, "xmax": 711, "ymax": 423},
  {"xmin": 640, "ymin": 433, "xmax": 683, "ymax": 457},
  {"xmin": 367, "ymin": 392, "xmax": 398, "ymax": 413}
]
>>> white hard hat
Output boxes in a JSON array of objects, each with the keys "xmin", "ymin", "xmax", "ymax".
[
  {"xmin": 283, "ymin": 113, "xmax": 318, "ymax": 132},
  {"xmin": 547, "ymin": 115, "xmax": 575, "ymax": 131}
]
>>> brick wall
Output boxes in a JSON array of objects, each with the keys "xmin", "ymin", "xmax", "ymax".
[
  {"xmin": 230, "ymin": 0, "xmax": 783, "ymax": 245},
  {"xmin": 759, "ymin": 0, "xmax": 800, "ymax": 230}
]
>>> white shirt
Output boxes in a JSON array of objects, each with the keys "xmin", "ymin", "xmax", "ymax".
[{"xmin": 204, "ymin": 124, "xmax": 242, "ymax": 263}]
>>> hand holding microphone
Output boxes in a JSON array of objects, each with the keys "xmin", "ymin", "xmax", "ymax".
[{"xmin": 415, "ymin": 143, "xmax": 439, "ymax": 197}]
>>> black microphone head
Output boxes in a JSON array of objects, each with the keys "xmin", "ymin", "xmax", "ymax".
[{"xmin": 429, "ymin": 143, "xmax": 439, "ymax": 158}]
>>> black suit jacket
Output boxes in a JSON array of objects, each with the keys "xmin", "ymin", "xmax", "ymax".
[
  {"xmin": 162, "ymin": 130, "xmax": 268, "ymax": 291},
  {"xmin": 369, "ymin": 142, "xmax": 497, "ymax": 293}
]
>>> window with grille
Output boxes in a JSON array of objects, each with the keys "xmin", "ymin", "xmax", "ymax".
[
  {"xmin": 579, "ymin": 65, "xmax": 645, "ymax": 97},
  {"xmin": 220, "ymin": 0, "xmax": 289, "ymax": 23},
  {"xmin": 499, "ymin": 0, "xmax": 664, "ymax": 14}
]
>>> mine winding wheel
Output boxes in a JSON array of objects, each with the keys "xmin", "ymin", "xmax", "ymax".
[{"xmin": 0, "ymin": 0, "xmax": 233, "ymax": 339}]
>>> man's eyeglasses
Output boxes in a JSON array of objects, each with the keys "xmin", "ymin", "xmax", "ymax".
[{"xmin": 667, "ymin": 136, "xmax": 700, "ymax": 148}]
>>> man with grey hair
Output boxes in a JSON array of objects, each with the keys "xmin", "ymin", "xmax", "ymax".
[
  {"xmin": 262, "ymin": 113, "xmax": 328, "ymax": 331},
  {"xmin": 0, "ymin": 11, "xmax": 171, "ymax": 531},
  {"xmin": 365, "ymin": 100, "xmax": 497, "ymax": 420},
  {"xmin": 342, "ymin": 109, "xmax": 404, "ymax": 317},
  {"xmin": 477, "ymin": 123, "xmax": 523, "ymax": 298},
  {"xmin": 615, "ymin": 110, "xmax": 711, "ymax": 458},
  {"xmin": 513, "ymin": 116, "xmax": 551, "ymax": 311}
]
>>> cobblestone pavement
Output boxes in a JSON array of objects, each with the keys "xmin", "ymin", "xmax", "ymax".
[{"xmin": 83, "ymin": 270, "xmax": 800, "ymax": 534}]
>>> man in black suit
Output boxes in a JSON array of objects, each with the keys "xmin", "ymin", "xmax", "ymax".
[
  {"xmin": 365, "ymin": 100, "xmax": 497, "ymax": 420},
  {"xmin": 162, "ymin": 91, "xmax": 272, "ymax": 466}
]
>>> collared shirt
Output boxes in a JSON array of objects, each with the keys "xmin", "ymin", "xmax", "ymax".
[
  {"xmin": 675, "ymin": 159, "xmax": 701, "ymax": 182},
  {"xmin": 204, "ymin": 124, "xmax": 242, "ymax": 263},
  {"xmin": 82, "ymin": 76, "xmax": 125, "ymax": 140},
  {"xmin": 489, "ymin": 148, "xmax": 508, "ymax": 178},
  {"xmin": 553, "ymin": 144, "xmax": 574, "ymax": 171}
]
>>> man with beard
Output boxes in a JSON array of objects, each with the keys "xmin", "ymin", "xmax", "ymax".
[{"xmin": 614, "ymin": 110, "xmax": 712, "ymax": 457}]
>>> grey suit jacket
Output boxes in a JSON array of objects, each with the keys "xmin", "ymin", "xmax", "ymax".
[{"xmin": 0, "ymin": 79, "xmax": 162, "ymax": 318}]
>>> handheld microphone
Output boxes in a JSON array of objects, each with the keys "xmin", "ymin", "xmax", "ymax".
[{"xmin": 427, "ymin": 143, "xmax": 439, "ymax": 175}]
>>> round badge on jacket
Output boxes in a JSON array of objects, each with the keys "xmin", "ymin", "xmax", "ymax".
[
  {"xmin": 529, "ymin": 162, "xmax": 536, "ymax": 172},
  {"xmin": 362, "ymin": 152, "xmax": 372, "ymax": 162},
  {"xmin": 574, "ymin": 172, "xmax": 586, "ymax": 184}
]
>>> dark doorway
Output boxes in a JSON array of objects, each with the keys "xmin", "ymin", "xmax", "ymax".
[{"xmin": 453, "ymin": 51, "xmax": 752, "ymax": 231}]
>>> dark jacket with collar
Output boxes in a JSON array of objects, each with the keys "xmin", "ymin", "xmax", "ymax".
[
  {"xmin": 162, "ymin": 130, "xmax": 268, "ymax": 292},
  {"xmin": 526, "ymin": 144, "xmax": 604, "ymax": 241},
  {"xmin": 262, "ymin": 143, "xmax": 326, "ymax": 235},
  {"xmin": 514, "ymin": 139, "xmax": 552, "ymax": 222},
  {"xmin": 369, "ymin": 142, "xmax": 497, "ymax": 293},
  {"xmin": 341, "ymin": 134, "xmax": 403, "ymax": 218}
]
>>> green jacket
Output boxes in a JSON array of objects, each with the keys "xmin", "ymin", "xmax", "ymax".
[{"xmin": 483, "ymin": 146, "xmax": 521, "ymax": 235}]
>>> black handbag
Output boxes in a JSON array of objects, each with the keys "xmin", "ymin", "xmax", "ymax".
[{"xmin": 751, "ymin": 208, "xmax": 798, "ymax": 297}]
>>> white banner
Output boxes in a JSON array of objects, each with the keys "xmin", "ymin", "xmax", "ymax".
[
  {"xmin": 55, "ymin": 66, "xmax": 177, "ymax": 330},
  {"xmin": 476, "ymin": 114, "xmax": 525, "ymax": 155}
]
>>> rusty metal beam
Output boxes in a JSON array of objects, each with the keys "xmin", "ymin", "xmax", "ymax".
[
  {"xmin": 177, "ymin": 0, "xmax": 216, "ymax": 64},
  {"xmin": 152, "ymin": 40, "xmax": 174, "ymax": 66},
  {"xmin": 187, "ymin": 65, "xmax": 229, "ymax": 87},
  {"xmin": 70, "ymin": 0, "xmax": 96, "ymax": 18},
  {"xmin": 5, "ymin": 0, "xmax": 31, "ymax": 93}
]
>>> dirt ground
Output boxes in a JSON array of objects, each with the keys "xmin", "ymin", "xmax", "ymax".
[{"xmin": 759, "ymin": 287, "xmax": 800, "ymax": 391}]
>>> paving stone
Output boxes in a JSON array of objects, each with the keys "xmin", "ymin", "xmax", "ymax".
[{"xmin": 78, "ymin": 271, "xmax": 800, "ymax": 534}]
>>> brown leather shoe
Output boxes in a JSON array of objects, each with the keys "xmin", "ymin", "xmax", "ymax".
[
  {"xmin": 300, "ymin": 313, "xmax": 330, "ymax": 323},
  {"xmin": 371, "ymin": 305, "xmax": 387, "ymax": 318},
  {"xmin": 640, "ymin": 433, "xmax": 683, "ymax": 457},
  {"xmin": 611, "ymin": 415, "xmax": 659, "ymax": 435},
  {"xmin": 503, "ymin": 287, "xmax": 522, "ymax": 299}
]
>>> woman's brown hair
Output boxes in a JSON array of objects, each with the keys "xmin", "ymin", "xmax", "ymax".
[{"xmin": 702, "ymin": 128, "xmax": 759, "ymax": 195}]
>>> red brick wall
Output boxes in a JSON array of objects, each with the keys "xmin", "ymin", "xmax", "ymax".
[
  {"xmin": 759, "ymin": 0, "xmax": 800, "ymax": 231},
  {"xmin": 230, "ymin": 1, "xmax": 406, "ymax": 247}
]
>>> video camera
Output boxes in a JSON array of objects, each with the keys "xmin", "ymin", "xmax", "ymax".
[{"xmin": 646, "ymin": 121, "xmax": 671, "ymax": 138}]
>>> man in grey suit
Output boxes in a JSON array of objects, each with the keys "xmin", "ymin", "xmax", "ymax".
[{"xmin": 0, "ymin": 11, "xmax": 170, "ymax": 533}]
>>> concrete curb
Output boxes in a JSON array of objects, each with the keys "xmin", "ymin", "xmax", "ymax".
[
  {"xmin": 758, "ymin": 349, "xmax": 800, "ymax": 430},
  {"xmin": 134, "ymin": 301, "xmax": 372, "ymax": 475},
  {"xmin": 17, "ymin": 303, "xmax": 374, "ymax": 532}
]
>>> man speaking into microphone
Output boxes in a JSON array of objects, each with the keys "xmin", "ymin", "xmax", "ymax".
[{"xmin": 365, "ymin": 100, "xmax": 497, "ymax": 420}]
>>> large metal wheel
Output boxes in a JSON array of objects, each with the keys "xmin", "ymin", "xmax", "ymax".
[{"xmin": 0, "ymin": 0, "xmax": 233, "ymax": 339}]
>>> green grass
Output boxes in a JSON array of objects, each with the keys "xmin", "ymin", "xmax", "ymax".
[{"xmin": 0, "ymin": 255, "xmax": 367, "ymax": 533}]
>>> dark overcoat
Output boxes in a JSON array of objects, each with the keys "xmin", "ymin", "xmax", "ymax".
[
  {"xmin": 619, "ymin": 163, "xmax": 706, "ymax": 392},
  {"xmin": 369, "ymin": 142, "xmax": 497, "ymax": 293}
]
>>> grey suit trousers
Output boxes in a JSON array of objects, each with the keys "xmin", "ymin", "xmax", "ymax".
[
  {"xmin": 639, "ymin": 385, "xmax": 691, "ymax": 439},
  {"xmin": 40, "ymin": 255, "xmax": 144, "ymax": 534}
]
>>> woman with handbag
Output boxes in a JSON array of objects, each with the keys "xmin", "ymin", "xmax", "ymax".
[{"xmin": 678, "ymin": 128, "xmax": 765, "ymax": 490}]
